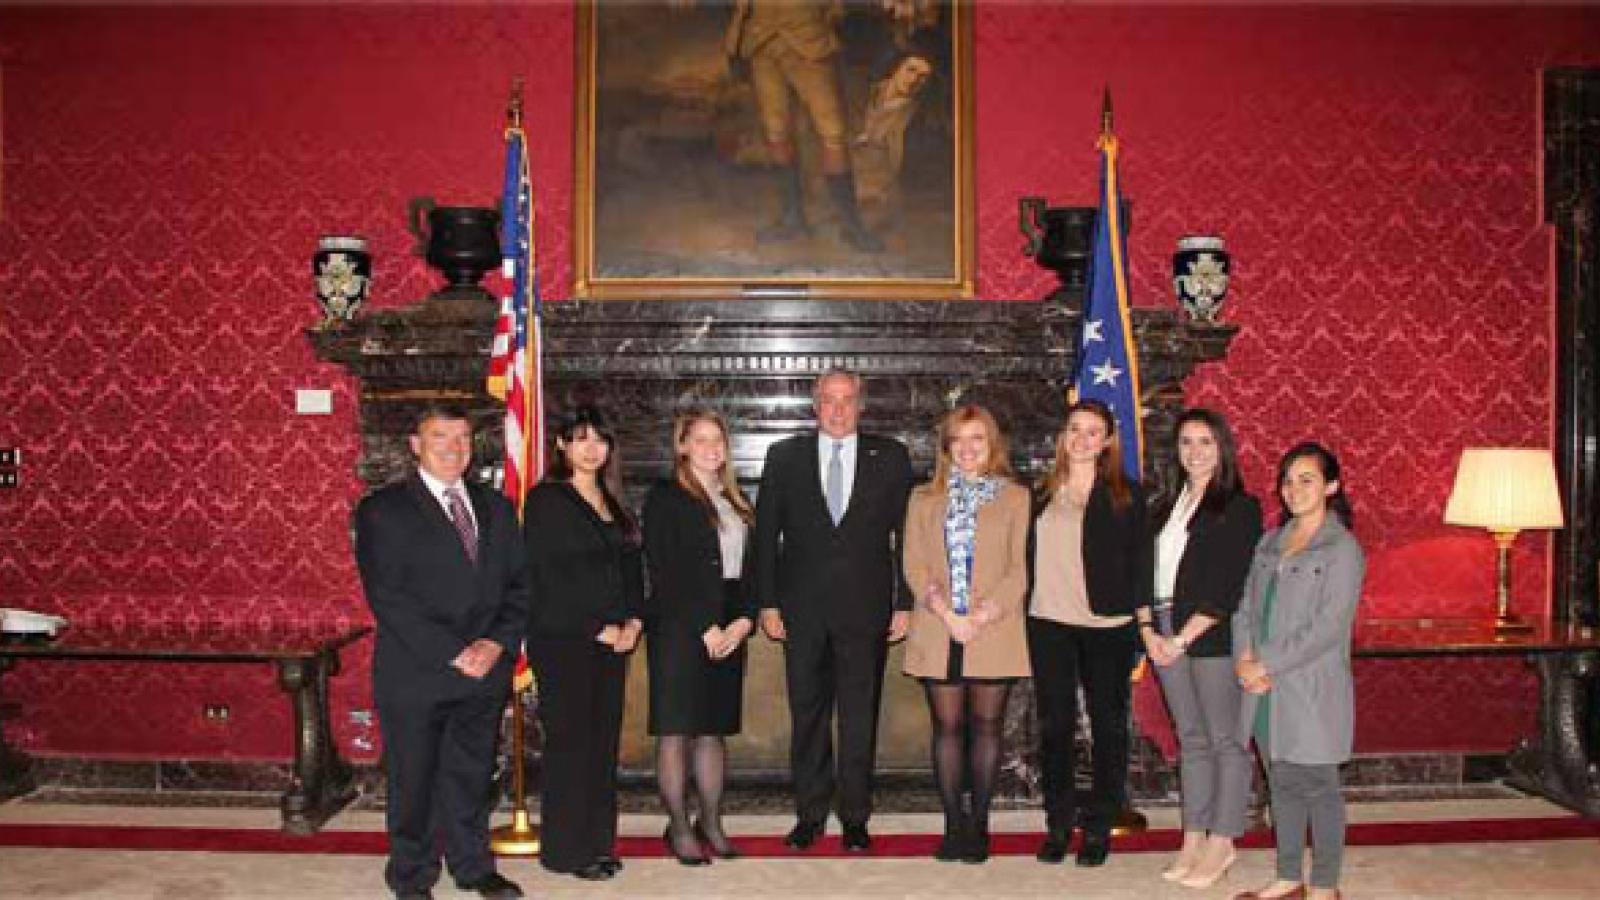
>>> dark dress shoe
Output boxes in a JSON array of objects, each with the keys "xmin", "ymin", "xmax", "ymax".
[
  {"xmin": 1035, "ymin": 828, "xmax": 1071, "ymax": 863},
  {"xmin": 663, "ymin": 825, "xmax": 712, "ymax": 866},
  {"xmin": 841, "ymin": 823, "xmax": 871, "ymax": 852},
  {"xmin": 1076, "ymin": 831, "xmax": 1111, "ymax": 867},
  {"xmin": 596, "ymin": 854, "xmax": 623, "ymax": 874},
  {"xmin": 570, "ymin": 862, "xmax": 615, "ymax": 881},
  {"xmin": 962, "ymin": 830, "xmax": 990, "ymax": 864},
  {"xmin": 456, "ymin": 873, "xmax": 523, "ymax": 900},
  {"xmin": 783, "ymin": 820, "xmax": 824, "ymax": 849},
  {"xmin": 694, "ymin": 820, "xmax": 743, "ymax": 859},
  {"xmin": 934, "ymin": 829, "xmax": 964, "ymax": 862}
]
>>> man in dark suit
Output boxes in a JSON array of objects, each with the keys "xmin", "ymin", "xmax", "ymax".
[
  {"xmin": 754, "ymin": 368, "xmax": 914, "ymax": 852},
  {"xmin": 354, "ymin": 406, "xmax": 527, "ymax": 900}
]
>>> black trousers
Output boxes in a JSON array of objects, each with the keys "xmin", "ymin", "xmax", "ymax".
[
  {"xmin": 376, "ymin": 682, "xmax": 506, "ymax": 894},
  {"xmin": 783, "ymin": 621, "xmax": 889, "ymax": 827},
  {"xmin": 1025, "ymin": 615, "xmax": 1138, "ymax": 837},
  {"xmin": 530, "ymin": 635, "xmax": 627, "ymax": 873}
]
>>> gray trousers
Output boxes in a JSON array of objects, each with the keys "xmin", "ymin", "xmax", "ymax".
[
  {"xmin": 1266, "ymin": 761, "xmax": 1345, "ymax": 888},
  {"xmin": 1153, "ymin": 651, "xmax": 1251, "ymax": 837}
]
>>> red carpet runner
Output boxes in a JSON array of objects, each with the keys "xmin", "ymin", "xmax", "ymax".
[{"xmin": 2, "ymin": 818, "xmax": 1598, "ymax": 856}]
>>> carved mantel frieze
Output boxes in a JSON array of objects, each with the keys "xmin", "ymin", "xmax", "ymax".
[{"xmin": 308, "ymin": 296, "xmax": 1238, "ymax": 494}]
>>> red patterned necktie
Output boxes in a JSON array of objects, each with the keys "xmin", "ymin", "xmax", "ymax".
[{"xmin": 445, "ymin": 487, "xmax": 479, "ymax": 564}]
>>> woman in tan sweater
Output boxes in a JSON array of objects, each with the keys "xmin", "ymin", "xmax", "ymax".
[{"xmin": 902, "ymin": 404, "xmax": 1031, "ymax": 863}]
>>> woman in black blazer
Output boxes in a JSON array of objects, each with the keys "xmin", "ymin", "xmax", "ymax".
[
  {"xmin": 1025, "ymin": 399, "xmax": 1149, "ymax": 867},
  {"xmin": 523, "ymin": 405, "xmax": 643, "ymax": 882},
  {"xmin": 641, "ymin": 409, "xmax": 757, "ymax": 865},
  {"xmin": 1134, "ymin": 408, "xmax": 1262, "ymax": 888}
]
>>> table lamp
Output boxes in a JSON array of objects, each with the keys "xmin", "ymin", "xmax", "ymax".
[{"xmin": 1443, "ymin": 447, "xmax": 1564, "ymax": 633}]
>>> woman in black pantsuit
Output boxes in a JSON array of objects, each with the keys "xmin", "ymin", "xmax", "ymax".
[
  {"xmin": 523, "ymin": 405, "xmax": 643, "ymax": 882},
  {"xmin": 1026, "ymin": 399, "xmax": 1149, "ymax": 868},
  {"xmin": 642, "ymin": 409, "xmax": 757, "ymax": 864}
]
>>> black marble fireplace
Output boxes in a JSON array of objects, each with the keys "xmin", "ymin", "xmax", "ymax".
[{"xmin": 310, "ymin": 293, "xmax": 1236, "ymax": 799}]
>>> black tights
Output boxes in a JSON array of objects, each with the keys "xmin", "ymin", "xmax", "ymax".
[
  {"xmin": 924, "ymin": 681, "xmax": 1012, "ymax": 835},
  {"xmin": 656, "ymin": 735, "xmax": 732, "ymax": 853}
]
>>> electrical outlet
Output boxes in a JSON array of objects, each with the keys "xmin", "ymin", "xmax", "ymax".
[
  {"xmin": 203, "ymin": 704, "xmax": 231, "ymax": 723},
  {"xmin": 0, "ymin": 471, "xmax": 18, "ymax": 489},
  {"xmin": 0, "ymin": 448, "xmax": 18, "ymax": 467}
]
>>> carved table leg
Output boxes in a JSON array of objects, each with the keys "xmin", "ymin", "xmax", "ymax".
[
  {"xmin": 0, "ymin": 658, "xmax": 37, "ymax": 802},
  {"xmin": 276, "ymin": 653, "xmax": 357, "ymax": 834},
  {"xmin": 1506, "ymin": 650, "xmax": 1600, "ymax": 817}
]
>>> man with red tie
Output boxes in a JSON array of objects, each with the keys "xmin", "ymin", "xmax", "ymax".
[{"xmin": 355, "ymin": 406, "xmax": 528, "ymax": 900}]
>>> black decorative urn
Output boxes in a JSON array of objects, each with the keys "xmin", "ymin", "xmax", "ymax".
[{"xmin": 407, "ymin": 197, "xmax": 502, "ymax": 302}]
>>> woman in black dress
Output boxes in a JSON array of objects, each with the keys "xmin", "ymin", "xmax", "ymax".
[
  {"xmin": 523, "ymin": 405, "xmax": 643, "ymax": 882},
  {"xmin": 642, "ymin": 409, "xmax": 757, "ymax": 864}
]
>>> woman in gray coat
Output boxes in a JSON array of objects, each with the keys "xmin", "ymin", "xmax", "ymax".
[{"xmin": 1232, "ymin": 442, "xmax": 1364, "ymax": 900}]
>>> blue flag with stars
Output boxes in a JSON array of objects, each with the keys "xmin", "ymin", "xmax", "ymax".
[{"xmin": 1072, "ymin": 128, "xmax": 1144, "ymax": 482}]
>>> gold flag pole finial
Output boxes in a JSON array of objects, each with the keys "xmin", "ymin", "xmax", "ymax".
[
  {"xmin": 507, "ymin": 77, "xmax": 526, "ymax": 130},
  {"xmin": 1101, "ymin": 87, "xmax": 1113, "ymax": 137}
]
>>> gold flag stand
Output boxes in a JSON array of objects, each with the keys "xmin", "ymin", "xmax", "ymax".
[{"xmin": 489, "ymin": 686, "xmax": 541, "ymax": 856}]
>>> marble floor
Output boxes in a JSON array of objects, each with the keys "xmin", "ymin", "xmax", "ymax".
[{"xmin": 1, "ymin": 798, "xmax": 1597, "ymax": 899}]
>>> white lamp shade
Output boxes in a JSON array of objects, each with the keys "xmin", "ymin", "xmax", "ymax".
[{"xmin": 1443, "ymin": 447, "xmax": 1565, "ymax": 531}]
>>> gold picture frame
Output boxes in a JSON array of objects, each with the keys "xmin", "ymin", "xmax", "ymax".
[{"xmin": 573, "ymin": 0, "xmax": 974, "ymax": 300}]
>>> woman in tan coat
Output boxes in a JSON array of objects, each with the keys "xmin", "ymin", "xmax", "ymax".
[{"xmin": 902, "ymin": 404, "xmax": 1031, "ymax": 863}]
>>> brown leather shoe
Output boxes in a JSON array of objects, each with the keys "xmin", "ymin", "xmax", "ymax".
[{"xmin": 1233, "ymin": 885, "xmax": 1307, "ymax": 900}]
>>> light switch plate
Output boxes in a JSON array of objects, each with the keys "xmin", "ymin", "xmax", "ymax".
[{"xmin": 295, "ymin": 389, "xmax": 333, "ymax": 415}]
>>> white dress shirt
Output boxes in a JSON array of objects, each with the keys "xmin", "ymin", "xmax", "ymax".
[{"xmin": 418, "ymin": 468, "xmax": 478, "ymax": 532}]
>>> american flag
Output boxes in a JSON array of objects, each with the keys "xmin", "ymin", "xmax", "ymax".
[
  {"xmin": 1071, "ymin": 118, "xmax": 1144, "ymax": 482},
  {"xmin": 488, "ymin": 123, "xmax": 545, "ymax": 510},
  {"xmin": 487, "ymin": 120, "xmax": 543, "ymax": 693}
]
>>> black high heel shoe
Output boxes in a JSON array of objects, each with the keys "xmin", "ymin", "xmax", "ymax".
[
  {"xmin": 694, "ymin": 820, "xmax": 743, "ymax": 860},
  {"xmin": 663, "ymin": 825, "xmax": 711, "ymax": 866}
]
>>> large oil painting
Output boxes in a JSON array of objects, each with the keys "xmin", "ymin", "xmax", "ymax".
[{"xmin": 574, "ymin": 0, "xmax": 973, "ymax": 299}]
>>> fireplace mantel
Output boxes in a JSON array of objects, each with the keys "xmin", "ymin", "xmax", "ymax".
[{"xmin": 308, "ymin": 295, "xmax": 1238, "ymax": 494}]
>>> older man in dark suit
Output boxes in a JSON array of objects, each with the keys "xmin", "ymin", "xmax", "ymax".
[
  {"xmin": 754, "ymin": 368, "xmax": 914, "ymax": 852},
  {"xmin": 355, "ymin": 405, "xmax": 527, "ymax": 900}
]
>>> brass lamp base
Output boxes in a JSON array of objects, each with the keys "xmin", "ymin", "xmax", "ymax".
[
  {"xmin": 1488, "ymin": 531, "xmax": 1536, "ymax": 636},
  {"xmin": 489, "ymin": 807, "xmax": 541, "ymax": 856}
]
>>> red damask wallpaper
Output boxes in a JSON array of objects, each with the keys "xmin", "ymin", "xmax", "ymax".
[{"xmin": 0, "ymin": 5, "xmax": 1595, "ymax": 762}]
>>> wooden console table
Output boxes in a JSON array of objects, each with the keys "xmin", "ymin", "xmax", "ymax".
[
  {"xmin": 1354, "ymin": 618, "xmax": 1600, "ymax": 816},
  {"xmin": 0, "ymin": 621, "xmax": 370, "ymax": 834}
]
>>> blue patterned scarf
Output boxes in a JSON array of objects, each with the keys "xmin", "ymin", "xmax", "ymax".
[{"xmin": 943, "ymin": 471, "xmax": 1000, "ymax": 615}]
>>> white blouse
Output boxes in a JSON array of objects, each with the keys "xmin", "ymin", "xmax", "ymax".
[
  {"xmin": 713, "ymin": 491, "xmax": 748, "ymax": 580},
  {"xmin": 1153, "ymin": 484, "xmax": 1201, "ymax": 600}
]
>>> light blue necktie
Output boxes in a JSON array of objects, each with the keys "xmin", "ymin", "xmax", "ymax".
[{"xmin": 825, "ymin": 440, "xmax": 845, "ymax": 525}]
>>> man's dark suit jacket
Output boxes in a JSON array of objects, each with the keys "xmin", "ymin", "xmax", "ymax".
[
  {"xmin": 355, "ymin": 474, "xmax": 528, "ymax": 699},
  {"xmin": 754, "ymin": 433, "xmax": 914, "ymax": 634}
]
